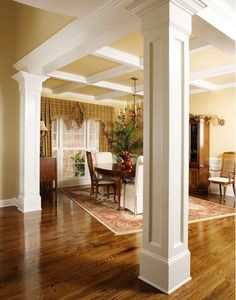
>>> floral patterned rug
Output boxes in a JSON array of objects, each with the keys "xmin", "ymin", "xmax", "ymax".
[{"xmin": 61, "ymin": 186, "xmax": 235, "ymax": 235}]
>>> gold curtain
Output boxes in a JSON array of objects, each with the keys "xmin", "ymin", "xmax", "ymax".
[{"xmin": 40, "ymin": 97, "xmax": 115, "ymax": 157}]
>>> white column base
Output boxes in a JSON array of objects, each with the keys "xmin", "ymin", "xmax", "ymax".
[
  {"xmin": 139, "ymin": 249, "xmax": 191, "ymax": 294},
  {"xmin": 17, "ymin": 193, "xmax": 42, "ymax": 213}
]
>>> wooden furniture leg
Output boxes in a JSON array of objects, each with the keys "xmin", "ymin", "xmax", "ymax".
[
  {"xmin": 232, "ymin": 183, "xmax": 236, "ymax": 196},
  {"xmin": 223, "ymin": 184, "xmax": 227, "ymax": 201},
  {"xmin": 219, "ymin": 184, "xmax": 222, "ymax": 197},
  {"xmin": 208, "ymin": 182, "xmax": 211, "ymax": 196},
  {"xmin": 94, "ymin": 185, "xmax": 98, "ymax": 204},
  {"xmin": 114, "ymin": 177, "xmax": 122, "ymax": 210}
]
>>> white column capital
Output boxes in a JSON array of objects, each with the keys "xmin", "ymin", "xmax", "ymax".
[
  {"xmin": 126, "ymin": 0, "xmax": 206, "ymax": 17},
  {"xmin": 127, "ymin": 0, "xmax": 198, "ymax": 36},
  {"xmin": 12, "ymin": 71, "xmax": 48, "ymax": 93}
]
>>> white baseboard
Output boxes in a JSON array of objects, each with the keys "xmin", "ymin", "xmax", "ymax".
[
  {"xmin": 209, "ymin": 158, "xmax": 235, "ymax": 197},
  {"xmin": 0, "ymin": 198, "xmax": 17, "ymax": 208}
]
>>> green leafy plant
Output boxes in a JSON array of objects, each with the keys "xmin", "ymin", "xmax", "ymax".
[
  {"xmin": 108, "ymin": 119, "xmax": 143, "ymax": 156},
  {"xmin": 71, "ymin": 151, "xmax": 85, "ymax": 177}
]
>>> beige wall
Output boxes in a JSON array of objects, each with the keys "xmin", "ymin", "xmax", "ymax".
[
  {"xmin": 0, "ymin": 0, "xmax": 19, "ymax": 199},
  {"xmin": 15, "ymin": 3, "xmax": 75, "ymax": 60},
  {"xmin": 190, "ymin": 88, "xmax": 236, "ymax": 158}
]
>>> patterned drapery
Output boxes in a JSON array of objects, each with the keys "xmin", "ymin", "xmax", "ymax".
[{"xmin": 40, "ymin": 97, "xmax": 115, "ymax": 157}]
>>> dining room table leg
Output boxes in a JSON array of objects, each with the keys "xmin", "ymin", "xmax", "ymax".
[{"xmin": 114, "ymin": 176, "xmax": 122, "ymax": 210}]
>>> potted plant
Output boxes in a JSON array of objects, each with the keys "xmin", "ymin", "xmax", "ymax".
[{"xmin": 108, "ymin": 119, "xmax": 143, "ymax": 164}]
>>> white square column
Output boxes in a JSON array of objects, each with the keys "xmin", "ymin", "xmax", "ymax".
[
  {"xmin": 13, "ymin": 72, "xmax": 48, "ymax": 213},
  {"xmin": 127, "ymin": 0, "xmax": 197, "ymax": 294}
]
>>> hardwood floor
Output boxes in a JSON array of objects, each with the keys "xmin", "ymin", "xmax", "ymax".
[{"xmin": 0, "ymin": 191, "xmax": 235, "ymax": 299}]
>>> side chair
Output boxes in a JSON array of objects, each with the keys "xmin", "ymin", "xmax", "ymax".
[
  {"xmin": 208, "ymin": 151, "xmax": 235, "ymax": 200},
  {"xmin": 86, "ymin": 151, "xmax": 117, "ymax": 204}
]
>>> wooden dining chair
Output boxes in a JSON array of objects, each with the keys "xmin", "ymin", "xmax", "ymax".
[
  {"xmin": 208, "ymin": 152, "xmax": 235, "ymax": 200},
  {"xmin": 86, "ymin": 151, "xmax": 117, "ymax": 204}
]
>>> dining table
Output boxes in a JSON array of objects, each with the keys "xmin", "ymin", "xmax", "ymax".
[{"xmin": 94, "ymin": 163, "xmax": 135, "ymax": 210}]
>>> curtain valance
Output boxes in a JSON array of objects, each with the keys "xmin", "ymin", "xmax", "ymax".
[{"xmin": 40, "ymin": 97, "xmax": 115, "ymax": 156}]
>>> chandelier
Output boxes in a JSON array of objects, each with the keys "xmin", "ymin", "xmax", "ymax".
[{"xmin": 118, "ymin": 77, "xmax": 143, "ymax": 125}]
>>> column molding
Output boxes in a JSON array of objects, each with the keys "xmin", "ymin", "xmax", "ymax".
[
  {"xmin": 128, "ymin": 0, "xmax": 194, "ymax": 294},
  {"xmin": 13, "ymin": 71, "xmax": 48, "ymax": 213}
]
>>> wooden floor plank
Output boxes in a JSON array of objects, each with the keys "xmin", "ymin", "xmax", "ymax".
[{"xmin": 0, "ymin": 191, "xmax": 235, "ymax": 299}]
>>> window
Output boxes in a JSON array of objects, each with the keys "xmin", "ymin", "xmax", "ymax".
[{"xmin": 52, "ymin": 118, "xmax": 99, "ymax": 181}]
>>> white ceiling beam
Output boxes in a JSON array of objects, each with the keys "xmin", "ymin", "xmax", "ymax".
[
  {"xmin": 192, "ymin": 15, "xmax": 235, "ymax": 57},
  {"xmin": 95, "ymin": 81, "xmax": 133, "ymax": 93},
  {"xmin": 52, "ymin": 82, "xmax": 86, "ymax": 94},
  {"xmin": 190, "ymin": 88, "xmax": 208, "ymax": 95},
  {"xmin": 217, "ymin": 82, "xmax": 236, "ymax": 90},
  {"xmin": 49, "ymin": 70, "xmax": 142, "ymax": 95},
  {"xmin": 42, "ymin": 87, "xmax": 95, "ymax": 101},
  {"xmin": 190, "ymin": 79, "xmax": 217, "ymax": 91},
  {"xmin": 95, "ymin": 90, "xmax": 129, "ymax": 100},
  {"xmin": 14, "ymin": 5, "xmax": 140, "ymax": 74},
  {"xmin": 190, "ymin": 64, "xmax": 235, "ymax": 81},
  {"xmin": 49, "ymin": 71, "xmax": 87, "ymax": 83},
  {"xmin": 197, "ymin": 0, "xmax": 236, "ymax": 41},
  {"xmin": 189, "ymin": 37, "xmax": 210, "ymax": 53},
  {"xmin": 87, "ymin": 64, "xmax": 142, "ymax": 84},
  {"xmin": 94, "ymin": 47, "xmax": 142, "ymax": 67}
]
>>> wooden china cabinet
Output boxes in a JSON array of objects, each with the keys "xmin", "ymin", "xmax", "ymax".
[{"xmin": 189, "ymin": 115, "xmax": 210, "ymax": 194}]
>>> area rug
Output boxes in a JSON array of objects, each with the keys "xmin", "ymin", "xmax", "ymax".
[{"xmin": 61, "ymin": 186, "xmax": 235, "ymax": 235}]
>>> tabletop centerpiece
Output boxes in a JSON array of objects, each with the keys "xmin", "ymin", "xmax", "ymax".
[{"xmin": 107, "ymin": 119, "xmax": 143, "ymax": 171}]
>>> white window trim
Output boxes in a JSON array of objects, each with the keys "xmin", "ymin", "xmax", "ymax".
[{"xmin": 52, "ymin": 118, "xmax": 99, "ymax": 187}]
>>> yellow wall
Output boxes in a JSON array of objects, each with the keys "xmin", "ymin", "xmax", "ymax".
[
  {"xmin": 190, "ymin": 88, "xmax": 236, "ymax": 158},
  {"xmin": 15, "ymin": 3, "xmax": 75, "ymax": 60},
  {"xmin": 0, "ymin": 0, "xmax": 19, "ymax": 199},
  {"xmin": 0, "ymin": 1, "xmax": 74, "ymax": 200}
]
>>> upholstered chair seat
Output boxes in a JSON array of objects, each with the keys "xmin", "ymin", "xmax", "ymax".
[{"xmin": 121, "ymin": 155, "xmax": 143, "ymax": 214}]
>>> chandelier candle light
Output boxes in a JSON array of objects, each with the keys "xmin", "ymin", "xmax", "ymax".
[{"xmin": 118, "ymin": 77, "xmax": 142, "ymax": 125}]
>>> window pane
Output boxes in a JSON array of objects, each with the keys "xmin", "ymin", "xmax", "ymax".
[
  {"xmin": 88, "ymin": 120, "xmax": 99, "ymax": 149},
  {"xmin": 63, "ymin": 133, "xmax": 74, "ymax": 147},
  {"xmin": 63, "ymin": 150, "xmax": 74, "ymax": 178},
  {"xmin": 74, "ymin": 133, "xmax": 84, "ymax": 147},
  {"xmin": 73, "ymin": 151, "xmax": 85, "ymax": 177}
]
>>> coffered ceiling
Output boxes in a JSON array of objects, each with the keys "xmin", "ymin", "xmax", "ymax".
[{"xmin": 14, "ymin": 0, "xmax": 236, "ymax": 103}]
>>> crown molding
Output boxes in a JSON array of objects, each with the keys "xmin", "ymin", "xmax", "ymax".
[{"xmin": 126, "ymin": 0, "xmax": 206, "ymax": 17}]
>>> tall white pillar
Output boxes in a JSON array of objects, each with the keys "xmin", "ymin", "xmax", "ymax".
[
  {"xmin": 126, "ymin": 0, "xmax": 204, "ymax": 294},
  {"xmin": 13, "ymin": 72, "xmax": 47, "ymax": 213}
]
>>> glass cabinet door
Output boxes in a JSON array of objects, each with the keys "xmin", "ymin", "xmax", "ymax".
[{"xmin": 190, "ymin": 123, "xmax": 198, "ymax": 163}]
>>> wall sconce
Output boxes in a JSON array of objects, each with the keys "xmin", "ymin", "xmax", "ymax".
[{"xmin": 211, "ymin": 115, "xmax": 225, "ymax": 126}]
